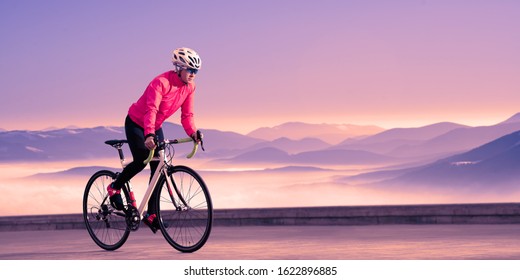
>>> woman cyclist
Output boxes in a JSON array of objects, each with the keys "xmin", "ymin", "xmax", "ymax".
[{"xmin": 107, "ymin": 47, "xmax": 203, "ymax": 233}]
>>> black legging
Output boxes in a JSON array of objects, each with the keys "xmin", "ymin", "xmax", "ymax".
[{"xmin": 113, "ymin": 115, "xmax": 164, "ymax": 214}]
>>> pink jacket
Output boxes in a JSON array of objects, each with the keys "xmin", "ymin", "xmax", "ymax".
[{"xmin": 128, "ymin": 71, "xmax": 197, "ymax": 137}]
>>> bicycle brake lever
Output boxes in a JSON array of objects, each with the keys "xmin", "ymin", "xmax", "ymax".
[{"xmin": 196, "ymin": 130, "xmax": 205, "ymax": 151}]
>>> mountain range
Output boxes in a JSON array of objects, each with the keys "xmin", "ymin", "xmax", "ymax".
[
  {"xmin": 247, "ymin": 122, "xmax": 384, "ymax": 144},
  {"xmin": 340, "ymin": 128, "xmax": 520, "ymax": 190},
  {"xmin": 393, "ymin": 129, "xmax": 520, "ymax": 186},
  {"xmin": 2, "ymin": 113, "xmax": 520, "ymax": 170}
]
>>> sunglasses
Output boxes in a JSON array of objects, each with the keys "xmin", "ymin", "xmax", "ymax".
[{"xmin": 185, "ymin": 68, "xmax": 199, "ymax": 75}]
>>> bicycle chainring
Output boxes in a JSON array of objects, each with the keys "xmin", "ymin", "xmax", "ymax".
[{"xmin": 125, "ymin": 206, "xmax": 140, "ymax": 231}]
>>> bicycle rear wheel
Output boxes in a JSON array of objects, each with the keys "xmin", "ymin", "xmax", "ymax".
[
  {"xmin": 156, "ymin": 165, "xmax": 213, "ymax": 253},
  {"xmin": 83, "ymin": 170, "xmax": 130, "ymax": 251}
]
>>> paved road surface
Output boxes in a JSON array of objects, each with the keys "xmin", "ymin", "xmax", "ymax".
[{"xmin": 2, "ymin": 224, "xmax": 520, "ymax": 260}]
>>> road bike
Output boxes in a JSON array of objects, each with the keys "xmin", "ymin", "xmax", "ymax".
[{"xmin": 82, "ymin": 136, "xmax": 213, "ymax": 253}]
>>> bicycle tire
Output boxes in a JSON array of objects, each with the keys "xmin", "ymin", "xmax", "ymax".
[
  {"xmin": 83, "ymin": 170, "xmax": 130, "ymax": 251},
  {"xmin": 155, "ymin": 165, "xmax": 213, "ymax": 253}
]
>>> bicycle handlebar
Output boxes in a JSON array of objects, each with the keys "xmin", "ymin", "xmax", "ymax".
[{"xmin": 143, "ymin": 137, "xmax": 200, "ymax": 165}]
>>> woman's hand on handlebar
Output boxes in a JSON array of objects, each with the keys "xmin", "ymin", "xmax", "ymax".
[
  {"xmin": 191, "ymin": 130, "xmax": 205, "ymax": 151},
  {"xmin": 191, "ymin": 130, "xmax": 203, "ymax": 143},
  {"xmin": 144, "ymin": 135, "xmax": 156, "ymax": 150}
]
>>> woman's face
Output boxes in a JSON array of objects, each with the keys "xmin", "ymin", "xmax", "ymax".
[{"xmin": 180, "ymin": 68, "xmax": 198, "ymax": 84}]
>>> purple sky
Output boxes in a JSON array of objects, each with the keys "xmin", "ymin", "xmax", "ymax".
[{"xmin": 1, "ymin": 0, "xmax": 519, "ymax": 133}]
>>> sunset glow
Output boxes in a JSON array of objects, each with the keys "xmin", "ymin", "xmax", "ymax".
[{"xmin": 0, "ymin": 1, "xmax": 519, "ymax": 133}]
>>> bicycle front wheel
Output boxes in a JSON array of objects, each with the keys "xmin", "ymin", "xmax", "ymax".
[
  {"xmin": 156, "ymin": 165, "xmax": 213, "ymax": 253},
  {"xmin": 83, "ymin": 170, "xmax": 130, "ymax": 251}
]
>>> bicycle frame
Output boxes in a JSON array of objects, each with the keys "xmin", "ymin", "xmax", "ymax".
[{"xmin": 114, "ymin": 138, "xmax": 198, "ymax": 220}]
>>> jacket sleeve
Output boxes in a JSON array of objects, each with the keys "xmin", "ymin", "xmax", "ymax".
[
  {"xmin": 180, "ymin": 89, "xmax": 197, "ymax": 137},
  {"xmin": 143, "ymin": 79, "xmax": 163, "ymax": 137}
]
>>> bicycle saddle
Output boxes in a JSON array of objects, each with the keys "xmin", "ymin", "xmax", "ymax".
[{"xmin": 104, "ymin": 139, "xmax": 128, "ymax": 147}]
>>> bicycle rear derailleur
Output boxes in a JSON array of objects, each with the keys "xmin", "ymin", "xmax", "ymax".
[{"xmin": 124, "ymin": 205, "xmax": 140, "ymax": 231}]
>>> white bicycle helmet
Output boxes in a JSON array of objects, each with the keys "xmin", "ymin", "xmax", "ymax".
[{"xmin": 172, "ymin": 47, "xmax": 202, "ymax": 70}]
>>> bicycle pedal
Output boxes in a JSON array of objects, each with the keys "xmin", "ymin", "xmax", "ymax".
[{"xmin": 143, "ymin": 218, "xmax": 158, "ymax": 234}]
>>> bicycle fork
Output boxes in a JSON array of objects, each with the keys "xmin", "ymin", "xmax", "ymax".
[{"xmin": 164, "ymin": 168, "xmax": 190, "ymax": 211}]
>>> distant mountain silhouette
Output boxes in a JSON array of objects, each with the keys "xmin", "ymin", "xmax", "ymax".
[
  {"xmin": 388, "ymin": 122, "xmax": 520, "ymax": 159},
  {"xmin": 0, "ymin": 126, "xmax": 125, "ymax": 161},
  {"xmin": 333, "ymin": 122, "xmax": 468, "ymax": 155},
  {"xmin": 499, "ymin": 112, "xmax": 520, "ymax": 124},
  {"xmin": 332, "ymin": 113, "xmax": 520, "ymax": 161},
  {"xmin": 240, "ymin": 137, "xmax": 332, "ymax": 155},
  {"xmin": 359, "ymin": 130, "xmax": 520, "ymax": 189},
  {"xmin": 345, "ymin": 122, "xmax": 468, "ymax": 144},
  {"xmin": 0, "ymin": 123, "xmax": 263, "ymax": 162},
  {"xmin": 194, "ymin": 127, "xmax": 264, "ymax": 158},
  {"xmin": 247, "ymin": 122, "xmax": 384, "ymax": 144},
  {"xmin": 219, "ymin": 147, "xmax": 395, "ymax": 165}
]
